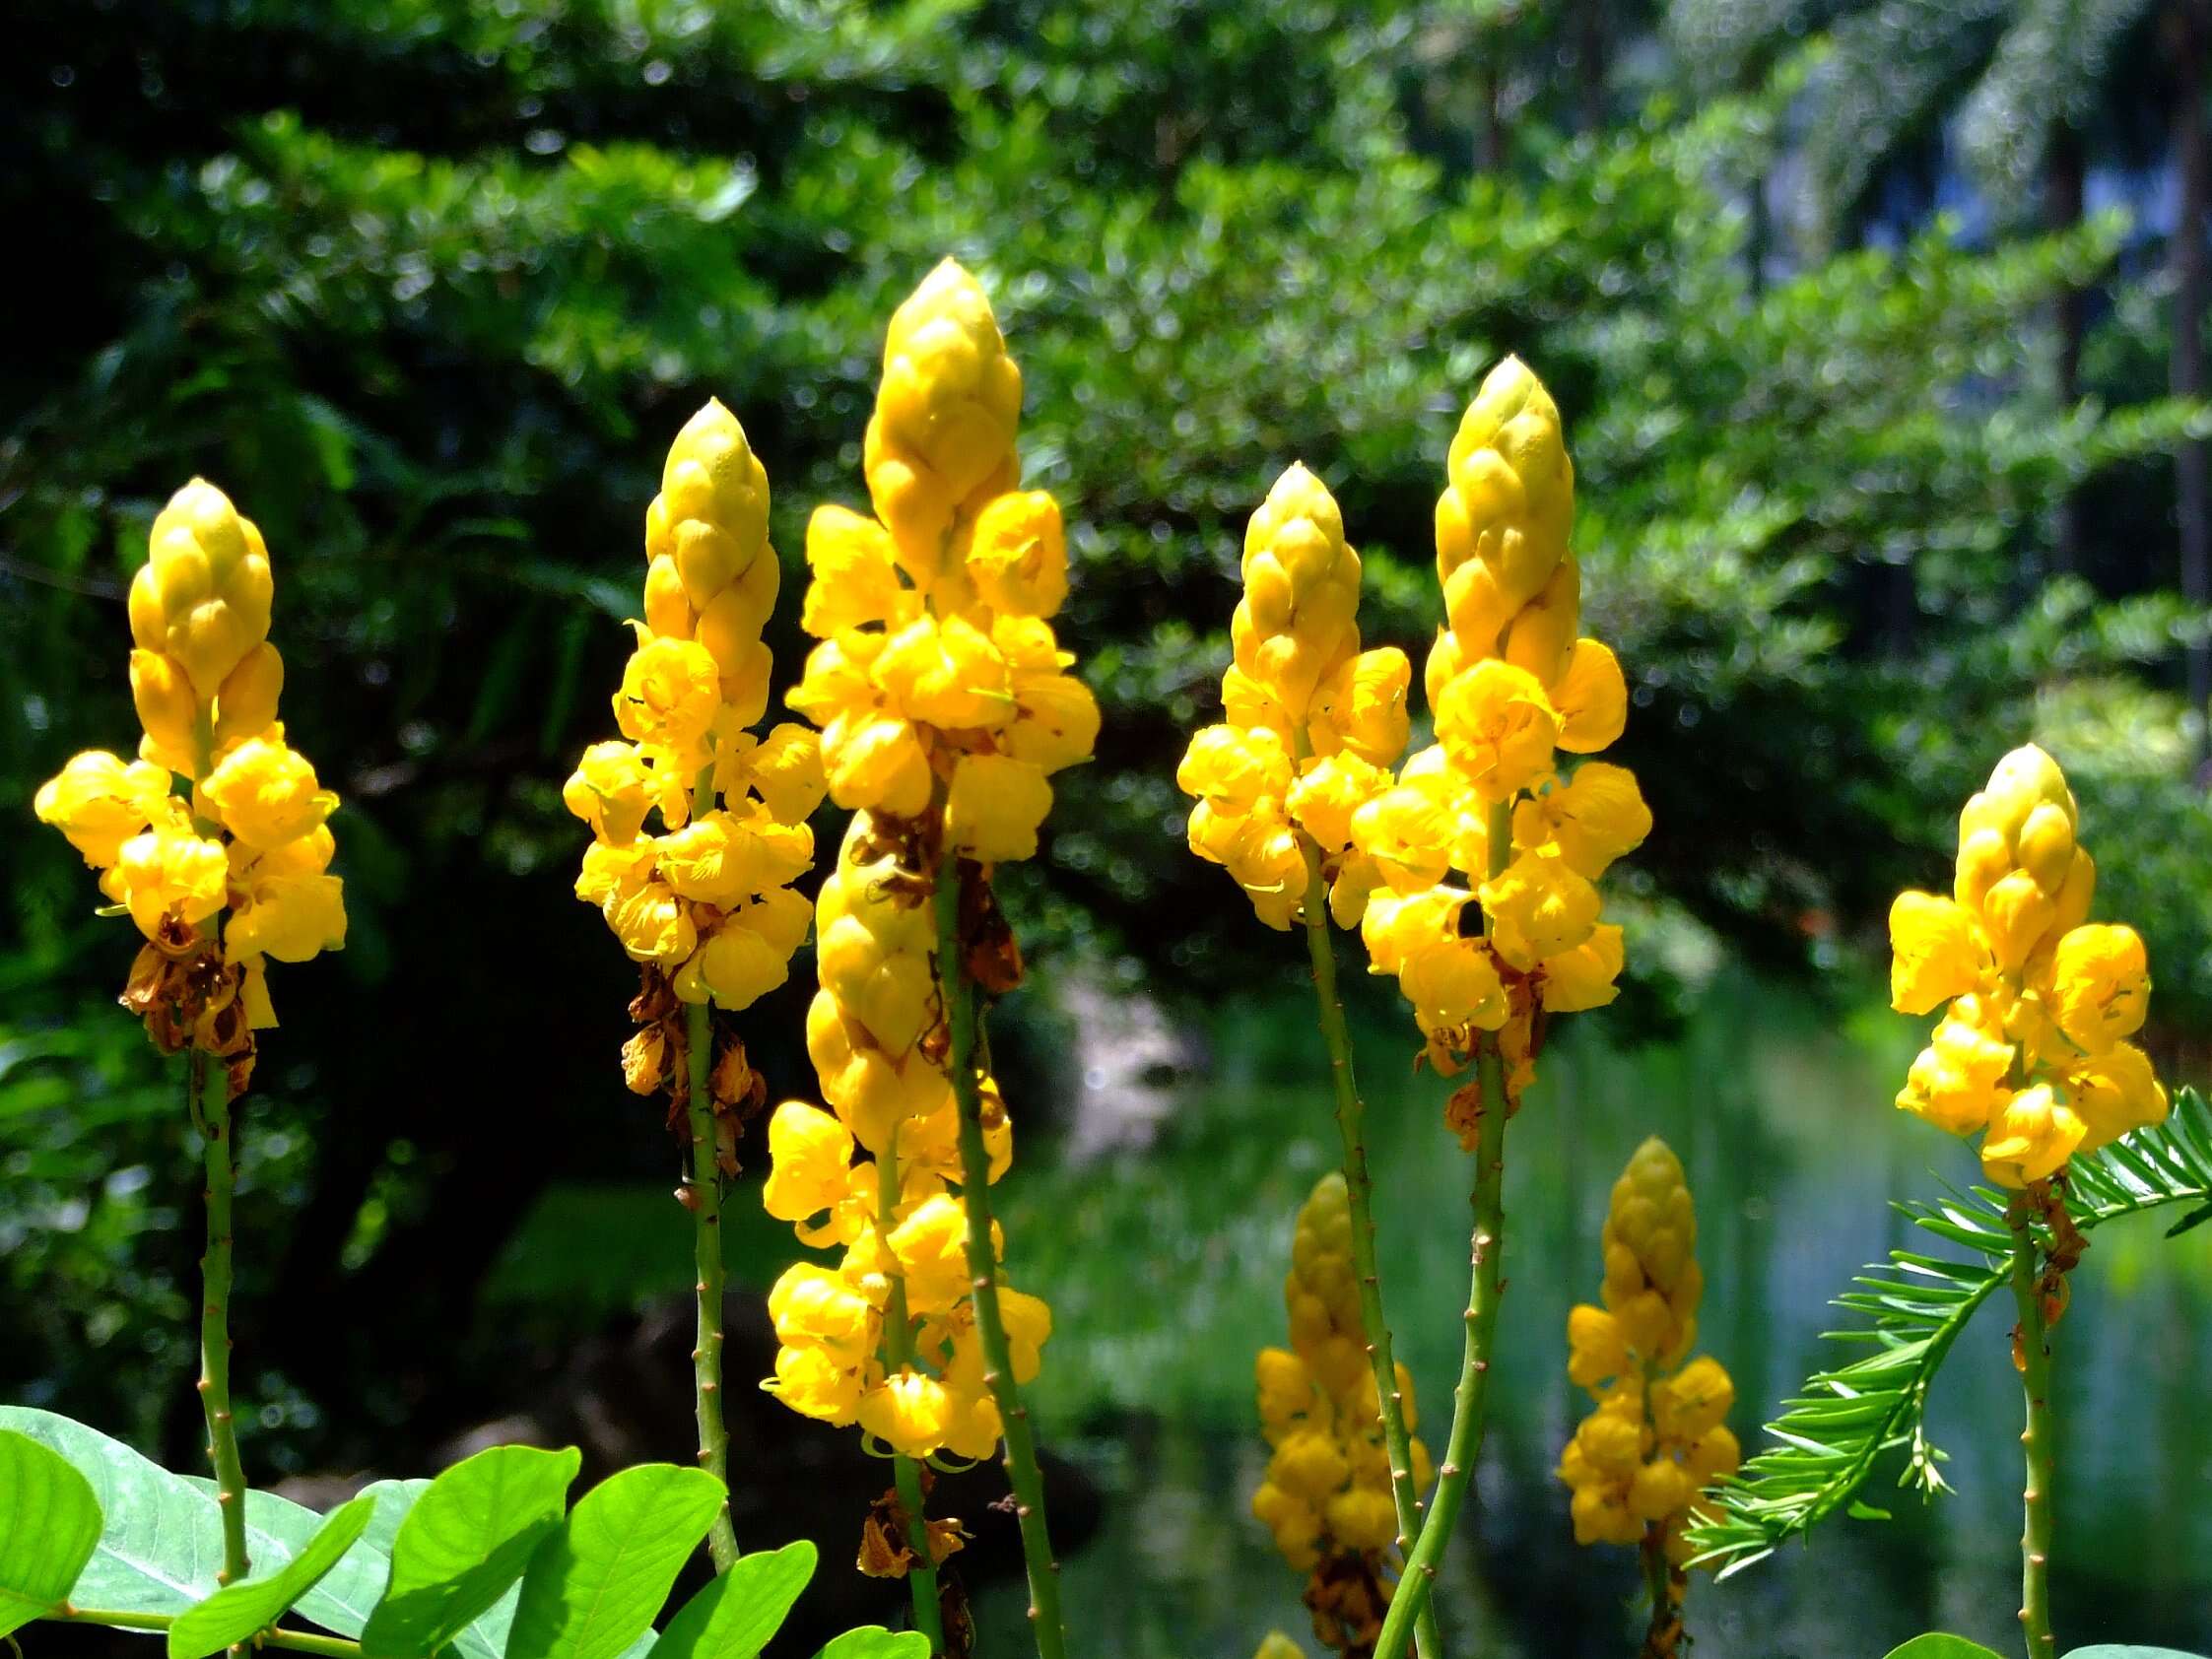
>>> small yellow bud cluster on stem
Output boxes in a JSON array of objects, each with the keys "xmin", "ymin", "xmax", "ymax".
[
  {"xmin": 787, "ymin": 258, "xmax": 1098, "ymax": 863},
  {"xmin": 760, "ymin": 813, "xmax": 1045, "ymax": 1457},
  {"xmin": 1346, "ymin": 358, "xmax": 1648, "ymax": 1104},
  {"xmin": 1251, "ymin": 1173, "xmax": 1434, "ymax": 1656},
  {"xmin": 35, "ymin": 479, "xmax": 346, "ymax": 1070},
  {"xmin": 1175, "ymin": 464, "xmax": 1412, "ymax": 928},
  {"xmin": 1888, "ymin": 743, "xmax": 2167, "ymax": 1187},
  {"xmin": 564, "ymin": 400, "xmax": 830, "ymax": 1036},
  {"xmin": 1559, "ymin": 1139, "xmax": 1738, "ymax": 1653}
]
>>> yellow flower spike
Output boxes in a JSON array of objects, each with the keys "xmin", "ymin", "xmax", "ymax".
[
  {"xmin": 1891, "ymin": 743, "xmax": 2168, "ymax": 1186},
  {"xmin": 1560, "ymin": 1139, "xmax": 1737, "ymax": 1644},
  {"xmin": 39, "ymin": 476, "xmax": 344, "ymax": 1591},
  {"xmin": 864, "ymin": 257, "xmax": 1024, "ymax": 574},
  {"xmin": 130, "ymin": 479, "xmax": 275, "ymax": 699},
  {"xmin": 1434, "ymin": 356, "xmax": 1575, "ymax": 659},
  {"xmin": 1232, "ymin": 463, "xmax": 1365, "ymax": 722}
]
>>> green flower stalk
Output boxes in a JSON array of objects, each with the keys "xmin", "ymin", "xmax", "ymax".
[
  {"xmin": 34, "ymin": 481, "xmax": 353, "ymax": 1584},
  {"xmin": 562, "ymin": 402, "xmax": 831, "ymax": 1574}
]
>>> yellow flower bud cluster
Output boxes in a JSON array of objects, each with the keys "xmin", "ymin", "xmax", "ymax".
[
  {"xmin": 1887, "ymin": 744, "xmax": 2167, "ymax": 1187},
  {"xmin": 1251, "ymin": 1174, "xmax": 1433, "ymax": 1584},
  {"xmin": 35, "ymin": 480, "xmax": 345, "ymax": 1045},
  {"xmin": 787, "ymin": 259, "xmax": 1098, "ymax": 864},
  {"xmin": 1175, "ymin": 464, "xmax": 1412, "ymax": 930},
  {"xmin": 1348, "ymin": 358, "xmax": 1648, "ymax": 1088},
  {"xmin": 563, "ymin": 401, "xmax": 829, "ymax": 1014},
  {"xmin": 759, "ymin": 814, "xmax": 1044, "ymax": 1457},
  {"xmin": 1558, "ymin": 1138, "xmax": 1739, "ymax": 1565}
]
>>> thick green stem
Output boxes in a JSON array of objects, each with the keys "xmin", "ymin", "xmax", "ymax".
[
  {"xmin": 1295, "ymin": 832, "xmax": 1441, "ymax": 1659},
  {"xmin": 685, "ymin": 999, "xmax": 739, "ymax": 1573},
  {"xmin": 1373, "ymin": 795, "xmax": 1516, "ymax": 1659},
  {"xmin": 2008, "ymin": 1208, "xmax": 2057, "ymax": 1659},
  {"xmin": 192, "ymin": 1050, "xmax": 250, "ymax": 1585},
  {"xmin": 931, "ymin": 859, "xmax": 1069, "ymax": 1659},
  {"xmin": 1639, "ymin": 1520, "xmax": 1683, "ymax": 1659},
  {"xmin": 876, "ymin": 1134, "xmax": 947, "ymax": 1656}
]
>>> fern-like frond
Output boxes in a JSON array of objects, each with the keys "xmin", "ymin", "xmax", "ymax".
[{"xmin": 1686, "ymin": 1086, "xmax": 2212, "ymax": 1578}]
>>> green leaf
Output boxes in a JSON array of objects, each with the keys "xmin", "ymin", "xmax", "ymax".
[
  {"xmin": 812, "ymin": 1628, "xmax": 932, "ymax": 1659},
  {"xmin": 0, "ymin": 1430, "xmax": 103, "ymax": 1638},
  {"xmin": 196, "ymin": 1482, "xmax": 417, "ymax": 1640},
  {"xmin": 2062, "ymin": 1649, "xmax": 2212, "ymax": 1658},
  {"xmin": 0, "ymin": 1408, "xmax": 226, "ymax": 1616},
  {"xmin": 1882, "ymin": 1639, "xmax": 2008, "ymax": 1659},
  {"xmin": 1690, "ymin": 1089, "xmax": 2212, "ymax": 1577},
  {"xmin": 505, "ymin": 1466, "xmax": 725, "ymax": 1659},
  {"xmin": 167, "ymin": 1495, "xmax": 376, "ymax": 1659},
  {"xmin": 362, "ymin": 1445, "xmax": 582, "ymax": 1659},
  {"xmin": 655, "ymin": 1542, "xmax": 817, "ymax": 1659}
]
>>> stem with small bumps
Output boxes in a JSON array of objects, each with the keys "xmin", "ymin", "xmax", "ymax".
[
  {"xmin": 192, "ymin": 1048, "xmax": 250, "ymax": 1585},
  {"xmin": 2008, "ymin": 1202, "xmax": 2057, "ymax": 1659},
  {"xmin": 1295, "ymin": 830, "xmax": 1441, "ymax": 1659},
  {"xmin": 1639, "ymin": 1520, "xmax": 1684, "ymax": 1659},
  {"xmin": 685, "ymin": 998, "xmax": 739, "ymax": 1573},
  {"xmin": 875, "ymin": 1129, "xmax": 947, "ymax": 1655},
  {"xmin": 1372, "ymin": 795, "xmax": 1516, "ymax": 1659},
  {"xmin": 933, "ymin": 857, "xmax": 1069, "ymax": 1659}
]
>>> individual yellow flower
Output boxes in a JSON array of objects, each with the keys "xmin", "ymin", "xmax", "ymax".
[
  {"xmin": 613, "ymin": 636, "xmax": 723, "ymax": 763},
  {"xmin": 967, "ymin": 490, "xmax": 1068, "ymax": 619},
  {"xmin": 101, "ymin": 819, "xmax": 230, "ymax": 938},
  {"xmin": 199, "ymin": 736, "xmax": 338, "ymax": 852},
  {"xmin": 1887, "ymin": 745, "xmax": 2167, "ymax": 1187},
  {"xmin": 1559, "ymin": 1139, "xmax": 1738, "ymax": 1581},
  {"xmin": 34, "ymin": 752, "xmax": 174, "ymax": 869},
  {"xmin": 1433, "ymin": 660, "xmax": 1561, "ymax": 804}
]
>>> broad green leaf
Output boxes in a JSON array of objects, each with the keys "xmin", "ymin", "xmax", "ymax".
[
  {"xmin": 2063, "ymin": 1649, "xmax": 2212, "ymax": 1658},
  {"xmin": 362, "ymin": 1445, "xmax": 581, "ymax": 1659},
  {"xmin": 0, "ymin": 1407, "xmax": 225, "ymax": 1616},
  {"xmin": 196, "ymin": 1480, "xmax": 418, "ymax": 1639},
  {"xmin": 0, "ymin": 1430, "xmax": 102, "ymax": 1638},
  {"xmin": 812, "ymin": 1627, "xmax": 932, "ymax": 1659},
  {"xmin": 1882, "ymin": 1639, "xmax": 2008, "ymax": 1659},
  {"xmin": 505, "ymin": 1466, "xmax": 724, "ymax": 1659},
  {"xmin": 655, "ymin": 1542, "xmax": 817, "ymax": 1659},
  {"xmin": 167, "ymin": 1495, "xmax": 376, "ymax": 1659}
]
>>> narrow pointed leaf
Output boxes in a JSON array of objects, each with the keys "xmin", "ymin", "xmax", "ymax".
[
  {"xmin": 167, "ymin": 1494, "xmax": 376, "ymax": 1659},
  {"xmin": 362, "ymin": 1445, "xmax": 582, "ymax": 1659},
  {"xmin": 655, "ymin": 1542, "xmax": 817, "ymax": 1659},
  {"xmin": 0, "ymin": 1430, "xmax": 102, "ymax": 1638},
  {"xmin": 505, "ymin": 1465, "xmax": 724, "ymax": 1659}
]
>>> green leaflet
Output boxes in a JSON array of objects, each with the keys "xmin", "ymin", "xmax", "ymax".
[
  {"xmin": 1689, "ymin": 1088, "xmax": 2212, "ymax": 1577},
  {"xmin": 0, "ymin": 1407, "xmax": 229, "ymax": 1617},
  {"xmin": 0, "ymin": 1430, "xmax": 102, "ymax": 1639},
  {"xmin": 361, "ymin": 1444, "xmax": 582, "ymax": 1659},
  {"xmin": 654, "ymin": 1542, "xmax": 817, "ymax": 1659},
  {"xmin": 505, "ymin": 1465, "xmax": 725, "ymax": 1659},
  {"xmin": 1880, "ymin": 1638, "xmax": 2007, "ymax": 1659},
  {"xmin": 166, "ymin": 1494, "xmax": 376, "ymax": 1659},
  {"xmin": 811, "ymin": 1628, "xmax": 933, "ymax": 1659}
]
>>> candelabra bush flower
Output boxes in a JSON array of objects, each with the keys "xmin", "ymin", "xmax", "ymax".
[
  {"xmin": 770, "ymin": 257, "xmax": 1091, "ymax": 1659},
  {"xmin": 1885, "ymin": 742, "xmax": 2167, "ymax": 1659},
  {"xmin": 1364, "ymin": 358, "xmax": 1650, "ymax": 1659},
  {"xmin": 1174, "ymin": 462, "xmax": 1441, "ymax": 1649},
  {"xmin": 1558, "ymin": 1138, "xmax": 1738, "ymax": 1659},
  {"xmin": 562, "ymin": 398, "xmax": 828, "ymax": 1570},
  {"xmin": 33, "ymin": 478, "xmax": 345, "ymax": 1586},
  {"xmin": 1250, "ymin": 1173, "xmax": 1435, "ymax": 1658}
]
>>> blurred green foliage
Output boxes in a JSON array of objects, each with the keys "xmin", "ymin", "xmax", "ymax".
[{"xmin": 2, "ymin": 0, "xmax": 2207, "ymax": 1463}]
